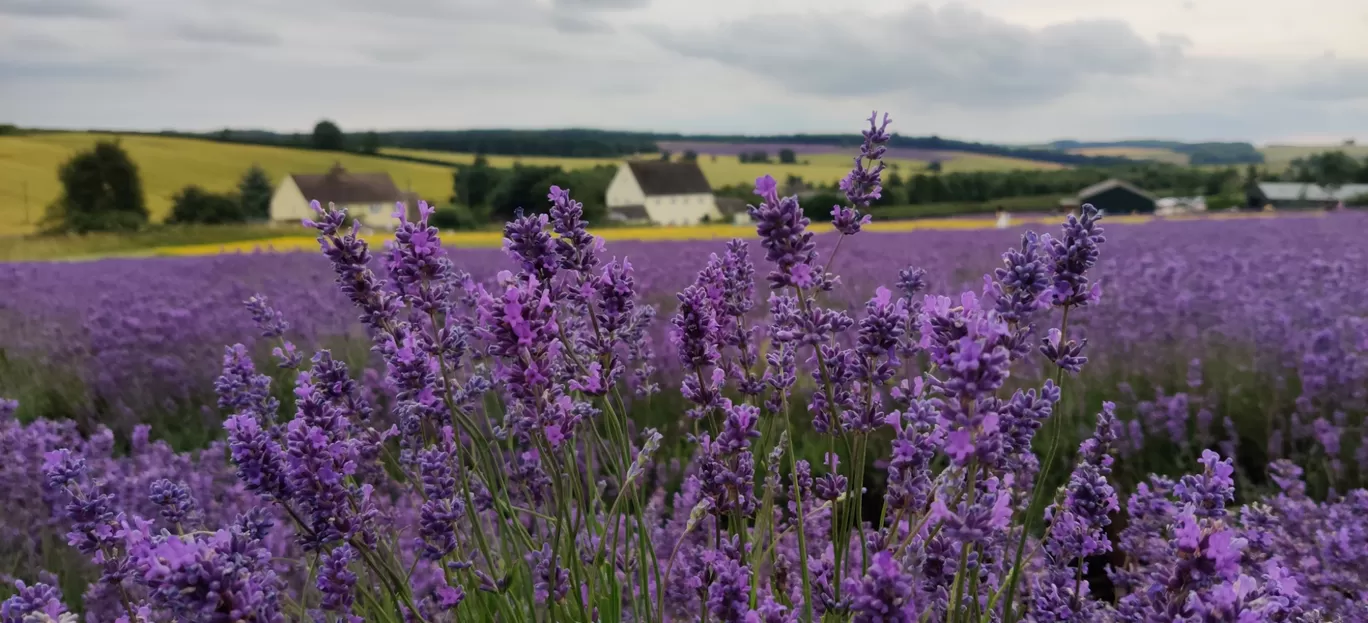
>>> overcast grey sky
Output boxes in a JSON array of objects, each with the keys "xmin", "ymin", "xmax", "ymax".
[{"xmin": 2, "ymin": 0, "xmax": 1365, "ymax": 143}]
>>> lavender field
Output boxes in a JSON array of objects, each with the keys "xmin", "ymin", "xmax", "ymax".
[{"xmin": 2, "ymin": 115, "xmax": 1367, "ymax": 622}]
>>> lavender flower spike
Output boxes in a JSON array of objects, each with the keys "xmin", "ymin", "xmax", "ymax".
[{"xmin": 833, "ymin": 111, "xmax": 891, "ymax": 234}]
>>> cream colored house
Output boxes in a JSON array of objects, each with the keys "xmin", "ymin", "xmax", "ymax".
[
  {"xmin": 270, "ymin": 163, "xmax": 416, "ymax": 230},
  {"xmin": 605, "ymin": 161, "xmax": 720, "ymax": 226}
]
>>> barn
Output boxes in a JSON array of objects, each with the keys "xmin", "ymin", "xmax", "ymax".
[
  {"xmin": 1060, "ymin": 179, "xmax": 1157, "ymax": 215},
  {"xmin": 605, "ymin": 161, "xmax": 721, "ymax": 226},
  {"xmin": 270, "ymin": 163, "xmax": 419, "ymax": 230}
]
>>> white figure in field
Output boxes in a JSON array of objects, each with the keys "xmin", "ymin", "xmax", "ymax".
[{"xmin": 994, "ymin": 206, "xmax": 1011, "ymax": 229}]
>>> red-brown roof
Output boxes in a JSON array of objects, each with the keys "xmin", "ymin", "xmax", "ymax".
[{"xmin": 290, "ymin": 164, "xmax": 403, "ymax": 205}]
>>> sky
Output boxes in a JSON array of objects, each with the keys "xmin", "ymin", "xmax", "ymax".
[{"xmin": 2, "ymin": 0, "xmax": 1366, "ymax": 144}]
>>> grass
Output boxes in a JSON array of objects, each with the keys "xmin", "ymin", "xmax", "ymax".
[
  {"xmin": 0, "ymin": 223, "xmax": 299, "ymax": 262},
  {"xmin": 0, "ymin": 133, "xmax": 457, "ymax": 236},
  {"xmin": 381, "ymin": 147, "xmax": 1067, "ymax": 188},
  {"xmin": 1065, "ymin": 146, "xmax": 1190, "ymax": 165}
]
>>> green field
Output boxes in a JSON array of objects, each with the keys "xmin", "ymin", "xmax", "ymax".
[
  {"xmin": 0, "ymin": 133, "xmax": 456, "ymax": 236},
  {"xmin": 1066, "ymin": 146, "xmax": 1190, "ymax": 165},
  {"xmin": 382, "ymin": 147, "xmax": 1066, "ymax": 188},
  {"xmin": 1259, "ymin": 144, "xmax": 1368, "ymax": 169}
]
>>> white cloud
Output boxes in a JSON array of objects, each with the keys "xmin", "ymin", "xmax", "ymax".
[{"xmin": 0, "ymin": 0, "xmax": 1364, "ymax": 142}]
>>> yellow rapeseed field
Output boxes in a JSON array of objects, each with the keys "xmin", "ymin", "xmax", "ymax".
[{"xmin": 0, "ymin": 133, "xmax": 455, "ymax": 236}]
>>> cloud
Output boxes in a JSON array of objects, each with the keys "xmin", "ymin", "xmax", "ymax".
[
  {"xmin": 0, "ymin": 0, "xmax": 119, "ymax": 18},
  {"xmin": 651, "ymin": 3, "xmax": 1185, "ymax": 106},
  {"xmin": 173, "ymin": 21, "xmax": 281, "ymax": 46},
  {"xmin": 0, "ymin": 59, "xmax": 153, "ymax": 81},
  {"xmin": 553, "ymin": 0, "xmax": 650, "ymax": 9},
  {"xmin": 549, "ymin": 12, "xmax": 612, "ymax": 33}
]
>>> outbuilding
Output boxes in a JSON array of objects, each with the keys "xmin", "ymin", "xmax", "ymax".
[{"xmin": 1060, "ymin": 179, "xmax": 1157, "ymax": 214}]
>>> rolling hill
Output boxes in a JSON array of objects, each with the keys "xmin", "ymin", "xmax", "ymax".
[{"xmin": 0, "ymin": 133, "xmax": 455, "ymax": 236}]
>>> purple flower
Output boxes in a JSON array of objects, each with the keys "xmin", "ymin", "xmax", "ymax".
[
  {"xmin": 128, "ymin": 529, "xmax": 285, "ymax": 622},
  {"xmin": 215, "ymin": 344, "xmax": 279, "ymax": 423},
  {"xmin": 244, "ymin": 294, "xmax": 289, "ymax": 338},
  {"xmin": 1, "ymin": 580, "xmax": 67, "ymax": 623},
  {"xmin": 708, "ymin": 555, "xmax": 751, "ymax": 623},
  {"xmin": 548, "ymin": 185, "xmax": 602, "ymax": 276},
  {"xmin": 224, "ymin": 413, "xmax": 289, "ymax": 500},
  {"xmin": 148, "ymin": 479, "xmax": 197, "ymax": 527},
  {"xmin": 1044, "ymin": 203, "xmax": 1105, "ymax": 308},
  {"xmin": 417, "ymin": 427, "xmax": 466, "ymax": 560},
  {"xmin": 306, "ymin": 200, "xmax": 402, "ymax": 334},
  {"xmin": 527, "ymin": 543, "xmax": 569, "ymax": 604},
  {"xmin": 318, "ymin": 544, "xmax": 358, "ymax": 613},
  {"xmin": 387, "ymin": 200, "xmax": 456, "ymax": 314},
  {"xmin": 1040, "ymin": 327, "xmax": 1087, "ymax": 374},
  {"xmin": 671, "ymin": 284, "xmax": 721, "ymax": 370},
  {"xmin": 0, "ymin": 398, "xmax": 17, "ymax": 420},
  {"xmin": 833, "ymin": 111, "xmax": 892, "ymax": 234},
  {"xmin": 843, "ymin": 551, "xmax": 915, "ymax": 623},
  {"xmin": 749, "ymin": 175, "xmax": 820, "ymax": 289},
  {"xmin": 503, "ymin": 209, "xmax": 558, "ymax": 284},
  {"xmin": 1174, "ymin": 449, "xmax": 1236, "ymax": 518}
]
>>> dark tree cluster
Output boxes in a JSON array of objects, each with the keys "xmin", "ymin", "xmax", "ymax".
[
  {"xmin": 440, "ymin": 156, "xmax": 615, "ymax": 229},
  {"xmin": 1282, "ymin": 150, "xmax": 1368, "ymax": 187},
  {"xmin": 41, "ymin": 141, "xmax": 149, "ymax": 233},
  {"xmin": 737, "ymin": 151, "xmax": 771, "ymax": 164},
  {"xmin": 166, "ymin": 165, "xmax": 274, "ymax": 225}
]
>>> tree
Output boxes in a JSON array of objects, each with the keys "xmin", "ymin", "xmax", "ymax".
[
  {"xmin": 802, "ymin": 190, "xmax": 843, "ymax": 221},
  {"xmin": 429, "ymin": 204, "xmax": 482, "ymax": 231},
  {"xmin": 360, "ymin": 131, "xmax": 381, "ymax": 155},
  {"xmin": 451, "ymin": 155, "xmax": 502, "ymax": 217},
  {"xmin": 237, "ymin": 165, "xmax": 273, "ymax": 221},
  {"xmin": 927, "ymin": 161, "xmax": 943, "ymax": 174},
  {"xmin": 874, "ymin": 172, "xmax": 905, "ymax": 206},
  {"xmin": 660, "ymin": 150, "xmax": 672, "ymax": 162},
  {"xmin": 485, "ymin": 164, "xmax": 563, "ymax": 223},
  {"xmin": 312, "ymin": 120, "xmax": 345, "ymax": 151},
  {"xmin": 41, "ymin": 140, "xmax": 148, "ymax": 233},
  {"xmin": 779, "ymin": 148, "xmax": 797, "ymax": 164},
  {"xmin": 682, "ymin": 150, "xmax": 698, "ymax": 163},
  {"xmin": 166, "ymin": 185, "xmax": 245, "ymax": 225}
]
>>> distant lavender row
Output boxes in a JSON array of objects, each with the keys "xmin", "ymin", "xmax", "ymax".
[
  {"xmin": 1, "ymin": 214, "xmax": 1366, "ymax": 441},
  {"xmin": 655, "ymin": 140, "xmax": 952, "ymax": 161}
]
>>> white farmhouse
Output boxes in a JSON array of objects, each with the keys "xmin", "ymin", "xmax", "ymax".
[
  {"xmin": 270, "ymin": 163, "xmax": 418, "ymax": 230},
  {"xmin": 605, "ymin": 161, "xmax": 721, "ymax": 225}
]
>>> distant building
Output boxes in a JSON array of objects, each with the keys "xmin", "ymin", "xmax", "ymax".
[
  {"xmin": 1059, "ymin": 179, "xmax": 1156, "ymax": 214},
  {"xmin": 1252, "ymin": 183, "xmax": 1368, "ymax": 209},
  {"xmin": 270, "ymin": 163, "xmax": 416, "ymax": 230},
  {"xmin": 605, "ymin": 161, "xmax": 721, "ymax": 226},
  {"xmin": 1155, "ymin": 196, "xmax": 1207, "ymax": 216}
]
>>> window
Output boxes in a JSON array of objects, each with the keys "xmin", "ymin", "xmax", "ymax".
[{"xmin": 370, "ymin": 204, "xmax": 383, "ymax": 215}]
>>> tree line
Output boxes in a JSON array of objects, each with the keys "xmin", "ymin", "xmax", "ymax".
[
  {"xmin": 177, "ymin": 120, "xmax": 1150, "ymax": 166},
  {"xmin": 1279, "ymin": 151, "xmax": 1368, "ymax": 187}
]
